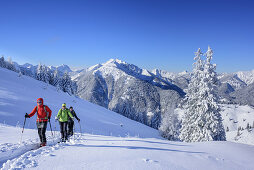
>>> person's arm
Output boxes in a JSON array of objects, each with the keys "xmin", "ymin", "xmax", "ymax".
[
  {"xmin": 68, "ymin": 110, "xmax": 74, "ymax": 119},
  {"xmin": 46, "ymin": 106, "xmax": 52, "ymax": 118},
  {"xmin": 56, "ymin": 109, "xmax": 61, "ymax": 119},
  {"xmin": 73, "ymin": 111, "xmax": 80, "ymax": 121},
  {"xmin": 28, "ymin": 106, "xmax": 37, "ymax": 117}
]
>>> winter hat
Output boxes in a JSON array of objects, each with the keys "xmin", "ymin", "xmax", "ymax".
[
  {"xmin": 37, "ymin": 98, "xmax": 44, "ymax": 105},
  {"xmin": 70, "ymin": 106, "xmax": 73, "ymax": 109},
  {"xmin": 62, "ymin": 103, "xmax": 66, "ymax": 107}
]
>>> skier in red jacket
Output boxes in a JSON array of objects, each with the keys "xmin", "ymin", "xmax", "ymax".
[{"xmin": 25, "ymin": 98, "xmax": 52, "ymax": 147}]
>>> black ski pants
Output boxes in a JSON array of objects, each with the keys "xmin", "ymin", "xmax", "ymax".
[
  {"xmin": 67, "ymin": 120, "xmax": 74, "ymax": 136},
  {"xmin": 59, "ymin": 121, "xmax": 68, "ymax": 141},
  {"xmin": 37, "ymin": 121, "xmax": 47, "ymax": 143}
]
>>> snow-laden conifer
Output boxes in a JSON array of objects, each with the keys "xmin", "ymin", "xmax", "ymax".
[
  {"xmin": 36, "ymin": 63, "xmax": 43, "ymax": 81},
  {"xmin": 159, "ymin": 108, "xmax": 181, "ymax": 141},
  {"xmin": 179, "ymin": 47, "xmax": 225, "ymax": 142}
]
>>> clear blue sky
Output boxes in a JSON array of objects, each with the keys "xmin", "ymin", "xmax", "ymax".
[{"xmin": 0, "ymin": 0, "xmax": 253, "ymax": 72}]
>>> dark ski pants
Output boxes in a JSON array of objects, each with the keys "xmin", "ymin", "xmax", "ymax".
[
  {"xmin": 67, "ymin": 120, "xmax": 74, "ymax": 136},
  {"xmin": 59, "ymin": 121, "xmax": 68, "ymax": 141},
  {"xmin": 37, "ymin": 121, "xmax": 47, "ymax": 143}
]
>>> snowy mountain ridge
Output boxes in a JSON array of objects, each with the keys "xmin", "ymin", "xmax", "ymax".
[
  {"xmin": 48, "ymin": 64, "xmax": 73, "ymax": 73},
  {"xmin": 235, "ymin": 70, "xmax": 254, "ymax": 85},
  {"xmin": 84, "ymin": 59, "xmax": 184, "ymax": 92},
  {"xmin": 75, "ymin": 59, "xmax": 185, "ymax": 129},
  {"xmin": 87, "ymin": 59, "xmax": 155, "ymax": 81},
  {"xmin": 8, "ymin": 58, "xmax": 254, "ymax": 93}
]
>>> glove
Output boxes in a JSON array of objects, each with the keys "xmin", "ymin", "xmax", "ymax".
[
  {"xmin": 55, "ymin": 116, "xmax": 58, "ymax": 120},
  {"xmin": 48, "ymin": 117, "xmax": 51, "ymax": 122},
  {"xmin": 77, "ymin": 118, "xmax": 80, "ymax": 122},
  {"xmin": 25, "ymin": 113, "xmax": 30, "ymax": 118}
]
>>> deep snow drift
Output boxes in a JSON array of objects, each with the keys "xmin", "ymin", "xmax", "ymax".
[{"xmin": 1, "ymin": 67, "xmax": 254, "ymax": 170}]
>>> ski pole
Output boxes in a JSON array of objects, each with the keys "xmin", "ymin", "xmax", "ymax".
[
  {"xmin": 48, "ymin": 119, "xmax": 54, "ymax": 143},
  {"xmin": 79, "ymin": 121, "xmax": 82, "ymax": 136},
  {"xmin": 20, "ymin": 116, "xmax": 27, "ymax": 144},
  {"xmin": 73, "ymin": 121, "xmax": 75, "ymax": 140},
  {"xmin": 54, "ymin": 119, "xmax": 57, "ymax": 137}
]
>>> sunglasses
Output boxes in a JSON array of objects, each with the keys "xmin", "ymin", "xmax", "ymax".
[{"xmin": 37, "ymin": 101, "xmax": 42, "ymax": 103}]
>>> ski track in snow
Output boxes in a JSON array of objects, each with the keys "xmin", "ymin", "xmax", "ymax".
[
  {"xmin": 0, "ymin": 132, "xmax": 61, "ymax": 169},
  {"xmin": 1, "ymin": 133, "xmax": 74, "ymax": 170},
  {"xmin": 1, "ymin": 129, "xmax": 254, "ymax": 170}
]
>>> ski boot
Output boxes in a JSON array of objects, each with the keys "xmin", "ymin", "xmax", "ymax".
[{"xmin": 40, "ymin": 142, "xmax": 47, "ymax": 147}]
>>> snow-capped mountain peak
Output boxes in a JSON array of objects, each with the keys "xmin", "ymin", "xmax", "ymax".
[
  {"xmin": 101, "ymin": 59, "xmax": 144, "ymax": 76},
  {"xmin": 87, "ymin": 59, "xmax": 149, "ymax": 81},
  {"xmin": 55, "ymin": 64, "xmax": 72, "ymax": 73},
  {"xmin": 236, "ymin": 69, "xmax": 254, "ymax": 85},
  {"xmin": 103, "ymin": 58, "xmax": 126, "ymax": 66},
  {"xmin": 21, "ymin": 63, "xmax": 34, "ymax": 69}
]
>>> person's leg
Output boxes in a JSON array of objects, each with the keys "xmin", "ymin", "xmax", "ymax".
[
  {"xmin": 59, "ymin": 122, "xmax": 64, "ymax": 141},
  {"xmin": 63, "ymin": 122, "xmax": 68, "ymax": 141},
  {"xmin": 37, "ymin": 122, "xmax": 43, "ymax": 143},
  {"xmin": 38, "ymin": 128, "xmax": 42, "ymax": 143},
  {"xmin": 69, "ymin": 121, "xmax": 74, "ymax": 136},
  {"xmin": 41, "ymin": 122, "xmax": 48, "ymax": 144},
  {"xmin": 67, "ymin": 121, "xmax": 71, "ymax": 136}
]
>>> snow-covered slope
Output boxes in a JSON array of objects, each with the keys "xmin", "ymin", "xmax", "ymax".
[
  {"xmin": 1, "ymin": 67, "xmax": 254, "ymax": 170},
  {"xmin": 221, "ymin": 104, "xmax": 254, "ymax": 145},
  {"xmin": 1, "ymin": 124, "xmax": 254, "ymax": 170},
  {"xmin": 0, "ymin": 67, "xmax": 159, "ymax": 138}
]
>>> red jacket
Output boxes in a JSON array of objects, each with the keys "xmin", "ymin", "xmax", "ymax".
[{"xmin": 29, "ymin": 98, "xmax": 52, "ymax": 122}]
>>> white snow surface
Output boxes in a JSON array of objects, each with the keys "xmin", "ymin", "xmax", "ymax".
[
  {"xmin": 1, "ymin": 125, "xmax": 254, "ymax": 170},
  {"xmin": 1, "ymin": 67, "xmax": 254, "ymax": 170}
]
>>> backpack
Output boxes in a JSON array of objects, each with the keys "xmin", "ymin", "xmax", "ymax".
[{"xmin": 36, "ymin": 105, "xmax": 49, "ymax": 120}]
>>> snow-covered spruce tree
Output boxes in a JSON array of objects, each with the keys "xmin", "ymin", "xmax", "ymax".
[
  {"xmin": 0, "ymin": 56, "xmax": 5, "ymax": 68},
  {"xmin": 44, "ymin": 66, "xmax": 51, "ymax": 84},
  {"xmin": 52, "ymin": 69, "xmax": 60, "ymax": 87},
  {"xmin": 202, "ymin": 46, "xmax": 225, "ymax": 140},
  {"xmin": 36, "ymin": 63, "xmax": 43, "ymax": 81},
  {"xmin": 6, "ymin": 57, "xmax": 17, "ymax": 72},
  {"xmin": 159, "ymin": 108, "xmax": 181, "ymax": 141},
  {"xmin": 70, "ymin": 81, "xmax": 77, "ymax": 95},
  {"xmin": 61, "ymin": 72, "xmax": 73, "ymax": 95},
  {"xmin": 48, "ymin": 67, "xmax": 55, "ymax": 85},
  {"xmin": 179, "ymin": 47, "xmax": 225, "ymax": 142},
  {"xmin": 36, "ymin": 64, "xmax": 51, "ymax": 84}
]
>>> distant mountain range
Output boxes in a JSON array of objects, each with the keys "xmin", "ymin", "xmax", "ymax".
[
  {"xmin": 71, "ymin": 59, "xmax": 254, "ymax": 129},
  {"xmin": 8, "ymin": 58, "xmax": 254, "ymax": 129},
  {"xmin": 17, "ymin": 63, "xmax": 83, "ymax": 77},
  {"xmin": 74, "ymin": 59, "xmax": 184, "ymax": 128}
]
